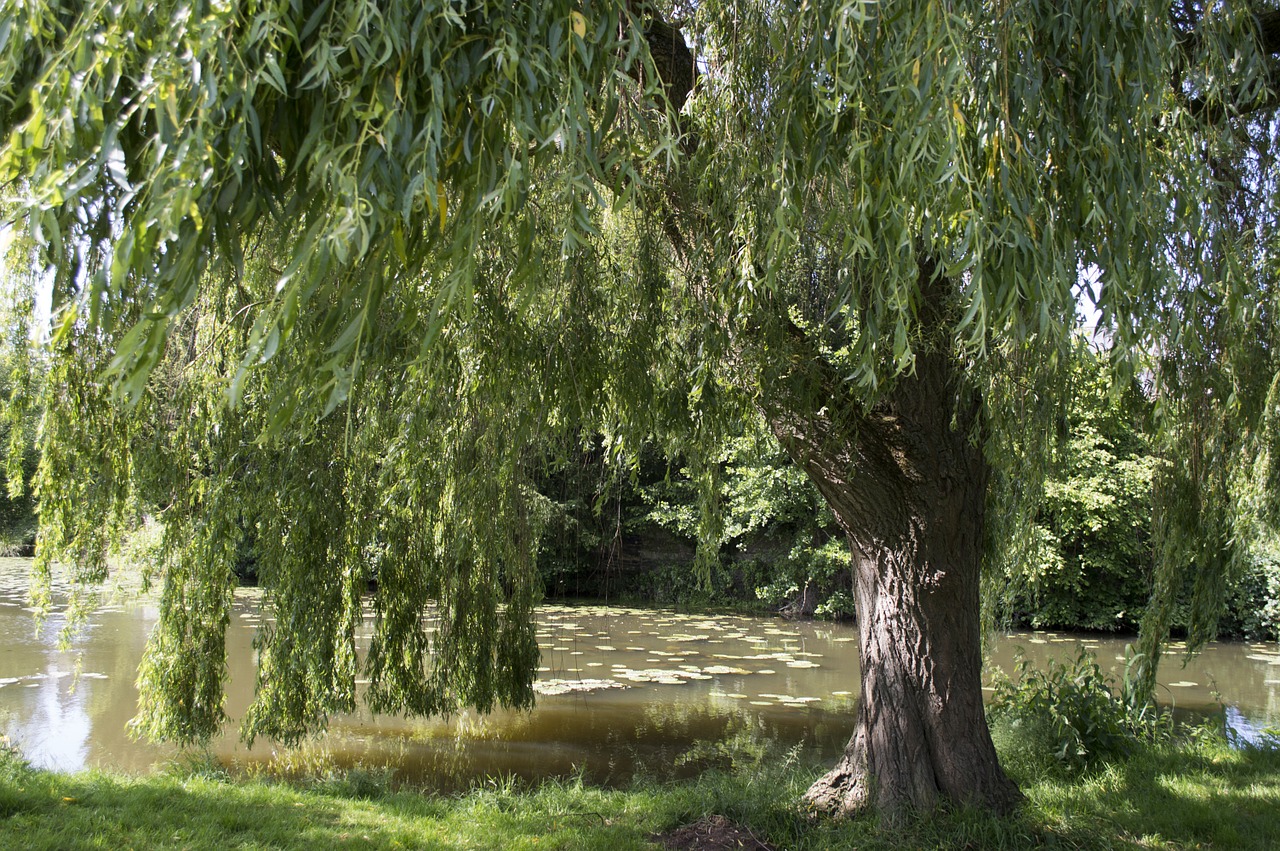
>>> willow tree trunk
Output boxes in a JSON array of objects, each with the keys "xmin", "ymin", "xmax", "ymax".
[
  {"xmin": 765, "ymin": 335, "xmax": 1022, "ymax": 820},
  {"xmin": 632, "ymin": 9, "xmax": 1019, "ymax": 820}
]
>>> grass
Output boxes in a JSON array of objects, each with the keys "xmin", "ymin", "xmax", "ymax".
[
  {"xmin": 1023, "ymin": 732, "xmax": 1280, "ymax": 850},
  {"xmin": 1, "ymin": 727, "xmax": 1278, "ymax": 850}
]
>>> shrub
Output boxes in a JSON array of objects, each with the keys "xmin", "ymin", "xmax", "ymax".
[
  {"xmin": 988, "ymin": 648, "xmax": 1159, "ymax": 777},
  {"xmin": 1219, "ymin": 546, "xmax": 1280, "ymax": 641}
]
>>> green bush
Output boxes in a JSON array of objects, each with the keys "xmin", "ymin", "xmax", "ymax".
[
  {"xmin": 988, "ymin": 649, "xmax": 1161, "ymax": 777},
  {"xmin": 0, "ymin": 288, "xmax": 39, "ymax": 557},
  {"xmin": 1002, "ymin": 349, "xmax": 1159, "ymax": 633},
  {"xmin": 0, "ymin": 395, "xmax": 37, "ymax": 557},
  {"xmin": 1219, "ymin": 546, "xmax": 1280, "ymax": 641},
  {"xmin": 643, "ymin": 433, "xmax": 855, "ymax": 615}
]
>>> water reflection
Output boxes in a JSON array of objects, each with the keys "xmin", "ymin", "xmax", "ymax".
[{"xmin": 1, "ymin": 557, "xmax": 1277, "ymax": 788}]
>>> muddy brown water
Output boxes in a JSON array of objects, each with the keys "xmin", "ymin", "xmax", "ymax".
[{"xmin": 1, "ymin": 557, "xmax": 1277, "ymax": 788}]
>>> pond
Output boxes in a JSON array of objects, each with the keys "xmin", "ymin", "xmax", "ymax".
[{"xmin": 1, "ymin": 557, "xmax": 1277, "ymax": 789}]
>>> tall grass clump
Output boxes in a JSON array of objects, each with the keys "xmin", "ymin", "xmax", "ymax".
[
  {"xmin": 0, "ymin": 735, "xmax": 27, "ymax": 816},
  {"xmin": 0, "ymin": 735, "xmax": 56, "ymax": 821}
]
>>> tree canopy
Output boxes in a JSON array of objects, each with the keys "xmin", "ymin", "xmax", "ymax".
[{"xmin": 5, "ymin": 0, "xmax": 1280, "ymax": 818}]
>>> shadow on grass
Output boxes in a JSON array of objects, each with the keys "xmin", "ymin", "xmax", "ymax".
[
  {"xmin": 1024, "ymin": 738, "xmax": 1280, "ymax": 851},
  {"xmin": 682, "ymin": 739, "xmax": 1280, "ymax": 851},
  {"xmin": 0, "ymin": 765, "xmax": 664, "ymax": 850},
  {"xmin": 3, "ymin": 738, "xmax": 1279, "ymax": 850}
]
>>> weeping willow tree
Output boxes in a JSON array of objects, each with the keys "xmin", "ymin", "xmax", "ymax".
[{"xmin": 4, "ymin": 0, "xmax": 1280, "ymax": 820}]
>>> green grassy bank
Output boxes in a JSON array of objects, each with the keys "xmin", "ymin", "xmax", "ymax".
[{"xmin": 2, "ymin": 727, "xmax": 1278, "ymax": 851}]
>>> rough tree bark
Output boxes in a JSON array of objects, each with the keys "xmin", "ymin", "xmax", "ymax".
[
  {"xmin": 763, "ymin": 288, "xmax": 1018, "ymax": 821},
  {"xmin": 769, "ymin": 358, "xmax": 1021, "ymax": 817},
  {"xmin": 759, "ymin": 269, "xmax": 1022, "ymax": 820}
]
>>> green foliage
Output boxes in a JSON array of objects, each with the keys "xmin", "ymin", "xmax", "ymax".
[
  {"xmin": 988, "ymin": 649, "xmax": 1163, "ymax": 777},
  {"xmin": 6, "ymin": 0, "xmax": 1280, "ymax": 752},
  {"xmin": 0, "ymin": 231, "xmax": 39, "ymax": 556},
  {"xmin": 640, "ymin": 431, "xmax": 853, "ymax": 615},
  {"xmin": 1035, "ymin": 420, "xmax": 1155, "ymax": 629},
  {"xmin": 0, "ymin": 368, "xmax": 37, "ymax": 555},
  {"xmin": 993, "ymin": 343, "xmax": 1280, "ymax": 640},
  {"xmin": 757, "ymin": 538, "xmax": 855, "ymax": 620},
  {"xmin": 0, "ymin": 0, "xmax": 676, "ymax": 413},
  {"xmin": 535, "ymin": 347, "xmax": 1276, "ymax": 633},
  {"xmin": 531, "ymin": 430, "xmax": 849, "ymax": 614},
  {"xmin": 719, "ymin": 436, "xmax": 850, "ymax": 618},
  {"xmin": 1220, "ymin": 545, "xmax": 1280, "ymax": 640},
  {"xmin": 997, "ymin": 346, "xmax": 1159, "ymax": 632},
  {"xmin": 532, "ymin": 439, "xmax": 712, "ymax": 604},
  {"xmin": 1129, "ymin": 10, "xmax": 1280, "ymax": 681}
]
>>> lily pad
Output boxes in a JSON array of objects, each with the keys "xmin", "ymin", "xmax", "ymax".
[
  {"xmin": 534, "ymin": 678, "xmax": 627, "ymax": 696},
  {"xmin": 616, "ymin": 668, "xmax": 705, "ymax": 684},
  {"xmin": 702, "ymin": 665, "xmax": 750, "ymax": 675}
]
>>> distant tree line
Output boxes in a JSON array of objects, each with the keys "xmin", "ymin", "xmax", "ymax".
[
  {"xmin": 0, "ymin": 273, "xmax": 37, "ymax": 557},
  {"xmin": 533, "ymin": 344, "xmax": 1280, "ymax": 642}
]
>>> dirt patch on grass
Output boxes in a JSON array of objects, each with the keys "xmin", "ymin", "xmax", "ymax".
[{"xmin": 652, "ymin": 814, "xmax": 776, "ymax": 850}]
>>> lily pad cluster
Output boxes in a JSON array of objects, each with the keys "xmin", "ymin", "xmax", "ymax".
[{"xmin": 527, "ymin": 605, "xmax": 850, "ymax": 709}]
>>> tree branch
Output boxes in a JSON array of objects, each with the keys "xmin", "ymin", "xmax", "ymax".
[
  {"xmin": 626, "ymin": 1, "xmax": 697, "ymax": 133},
  {"xmin": 1180, "ymin": 6, "xmax": 1280, "ymax": 123}
]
